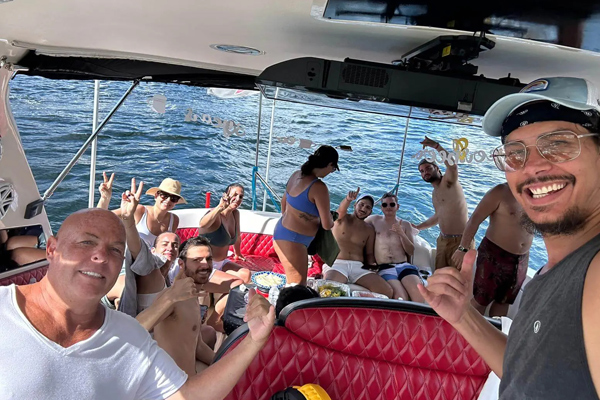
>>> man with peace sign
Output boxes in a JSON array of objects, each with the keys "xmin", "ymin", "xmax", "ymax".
[{"xmin": 323, "ymin": 187, "xmax": 393, "ymax": 298}]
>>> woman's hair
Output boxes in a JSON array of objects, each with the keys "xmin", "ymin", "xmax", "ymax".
[
  {"xmin": 224, "ymin": 183, "xmax": 244, "ymax": 195},
  {"xmin": 300, "ymin": 145, "xmax": 339, "ymax": 176}
]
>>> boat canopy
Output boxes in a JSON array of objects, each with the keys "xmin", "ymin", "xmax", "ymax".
[{"xmin": 1, "ymin": 0, "xmax": 600, "ymax": 88}]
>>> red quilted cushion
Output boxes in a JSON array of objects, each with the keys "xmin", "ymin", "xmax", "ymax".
[
  {"xmin": 0, "ymin": 265, "xmax": 49, "ymax": 286},
  {"xmin": 235, "ymin": 256, "xmax": 281, "ymax": 272},
  {"xmin": 177, "ymin": 228, "xmax": 201, "ymax": 242},
  {"xmin": 221, "ymin": 307, "xmax": 490, "ymax": 400},
  {"xmin": 176, "ymin": 229, "xmax": 277, "ymax": 258}
]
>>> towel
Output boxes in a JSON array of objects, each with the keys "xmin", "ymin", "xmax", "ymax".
[{"xmin": 307, "ymin": 227, "xmax": 339, "ymax": 267}]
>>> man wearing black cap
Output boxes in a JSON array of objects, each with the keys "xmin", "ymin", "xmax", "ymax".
[
  {"xmin": 323, "ymin": 188, "xmax": 393, "ymax": 298},
  {"xmin": 418, "ymin": 77, "xmax": 600, "ymax": 399}
]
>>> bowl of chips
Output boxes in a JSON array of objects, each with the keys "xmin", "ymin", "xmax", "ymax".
[{"xmin": 251, "ymin": 271, "xmax": 287, "ymax": 293}]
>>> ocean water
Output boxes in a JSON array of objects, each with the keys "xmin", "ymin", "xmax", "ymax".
[{"xmin": 8, "ymin": 75, "xmax": 548, "ymax": 270}]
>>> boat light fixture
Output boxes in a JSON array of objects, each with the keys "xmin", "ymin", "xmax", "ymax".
[{"xmin": 209, "ymin": 44, "xmax": 264, "ymax": 56}]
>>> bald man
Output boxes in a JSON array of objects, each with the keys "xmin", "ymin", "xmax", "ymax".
[{"xmin": 0, "ymin": 207, "xmax": 275, "ymax": 399}]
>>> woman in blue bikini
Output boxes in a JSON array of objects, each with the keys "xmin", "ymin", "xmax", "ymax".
[{"xmin": 274, "ymin": 145, "xmax": 339, "ymax": 285}]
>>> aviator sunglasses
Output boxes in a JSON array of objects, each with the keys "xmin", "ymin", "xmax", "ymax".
[
  {"xmin": 157, "ymin": 191, "xmax": 181, "ymax": 203},
  {"xmin": 492, "ymin": 130, "xmax": 600, "ymax": 172},
  {"xmin": 381, "ymin": 202, "xmax": 396, "ymax": 208}
]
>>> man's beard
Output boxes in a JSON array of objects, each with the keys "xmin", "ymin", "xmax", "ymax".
[
  {"xmin": 423, "ymin": 173, "xmax": 441, "ymax": 183},
  {"xmin": 520, "ymin": 206, "xmax": 588, "ymax": 237},
  {"xmin": 355, "ymin": 211, "xmax": 370, "ymax": 221}
]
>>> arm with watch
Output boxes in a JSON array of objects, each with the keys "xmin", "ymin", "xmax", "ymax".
[{"xmin": 451, "ymin": 185, "xmax": 503, "ymax": 268}]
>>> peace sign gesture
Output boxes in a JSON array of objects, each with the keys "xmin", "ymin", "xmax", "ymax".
[
  {"xmin": 99, "ymin": 172, "xmax": 115, "ymax": 200},
  {"xmin": 120, "ymin": 178, "xmax": 144, "ymax": 220}
]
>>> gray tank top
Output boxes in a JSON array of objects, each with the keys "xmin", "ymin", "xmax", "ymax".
[{"xmin": 500, "ymin": 233, "xmax": 600, "ymax": 399}]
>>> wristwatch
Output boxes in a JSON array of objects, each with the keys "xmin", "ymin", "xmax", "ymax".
[{"xmin": 457, "ymin": 245, "xmax": 469, "ymax": 253}]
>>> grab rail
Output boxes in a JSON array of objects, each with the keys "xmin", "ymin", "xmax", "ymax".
[{"xmin": 251, "ymin": 166, "xmax": 281, "ymax": 212}]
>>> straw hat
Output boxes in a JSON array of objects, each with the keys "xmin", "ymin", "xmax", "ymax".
[{"xmin": 145, "ymin": 178, "xmax": 187, "ymax": 204}]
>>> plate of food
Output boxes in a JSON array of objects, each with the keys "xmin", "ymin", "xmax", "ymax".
[
  {"xmin": 311, "ymin": 279, "xmax": 350, "ymax": 298},
  {"xmin": 352, "ymin": 291, "xmax": 389, "ymax": 299},
  {"xmin": 251, "ymin": 271, "xmax": 286, "ymax": 292}
]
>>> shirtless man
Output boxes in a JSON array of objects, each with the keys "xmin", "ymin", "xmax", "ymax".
[
  {"xmin": 415, "ymin": 136, "xmax": 470, "ymax": 270},
  {"xmin": 452, "ymin": 183, "xmax": 533, "ymax": 317},
  {"xmin": 323, "ymin": 188, "xmax": 393, "ymax": 298},
  {"xmin": 137, "ymin": 236, "xmax": 217, "ymax": 375},
  {"xmin": 366, "ymin": 193, "xmax": 424, "ymax": 302}
]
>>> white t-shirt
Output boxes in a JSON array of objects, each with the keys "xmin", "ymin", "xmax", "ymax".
[{"xmin": 0, "ymin": 285, "xmax": 188, "ymax": 400}]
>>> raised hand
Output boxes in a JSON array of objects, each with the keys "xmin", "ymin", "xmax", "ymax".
[
  {"xmin": 218, "ymin": 193, "xmax": 230, "ymax": 211},
  {"xmin": 391, "ymin": 222, "xmax": 405, "ymax": 236},
  {"xmin": 420, "ymin": 136, "xmax": 439, "ymax": 150},
  {"xmin": 120, "ymin": 178, "xmax": 143, "ymax": 220},
  {"xmin": 347, "ymin": 187, "xmax": 360, "ymax": 202},
  {"xmin": 417, "ymin": 249, "xmax": 476, "ymax": 325},
  {"xmin": 99, "ymin": 172, "xmax": 115, "ymax": 200},
  {"xmin": 244, "ymin": 288, "xmax": 275, "ymax": 345}
]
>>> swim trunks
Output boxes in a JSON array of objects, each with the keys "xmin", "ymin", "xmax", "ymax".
[{"xmin": 473, "ymin": 236, "xmax": 529, "ymax": 306}]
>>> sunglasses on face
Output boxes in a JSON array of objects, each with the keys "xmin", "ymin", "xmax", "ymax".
[
  {"xmin": 157, "ymin": 191, "xmax": 181, "ymax": 203},
  {"xmin": 382, "ymin": 202, "xmax": 396, "ymax": 208},
  {"xmin": 492, "ymin": 130, "xmax": 600, "ymax": 172}
]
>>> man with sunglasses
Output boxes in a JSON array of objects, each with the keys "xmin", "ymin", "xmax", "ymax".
[
  {"xmin": 322, "ymin": 188, "xmax": 393, "ymax": 298},
  {"xmin": 366, "ymin": 193, "xmax": 424, "ymax": 302},
  {"xmin": 419, "ymin": 77, "xmax": 600, "ymax": 399},
  {"xmin": 415, "ymin": 136, "xmax": 470, "ymax": 271}
]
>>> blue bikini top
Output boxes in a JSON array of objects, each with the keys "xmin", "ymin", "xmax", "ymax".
[{"xmin": 286, "ymin": 179, "xmax": 320, "ymax": 216}]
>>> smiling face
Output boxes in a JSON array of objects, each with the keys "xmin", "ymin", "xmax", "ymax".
[
  {"xmin": 46, "ymin": 209, "xmax": 126, "ymax": 304},
  {"xmin": 503, "ymin": 121, "xmax": 600, "ymax": 236},
  {"xmin": 152, "ymin": 232, "xmax": 180, "ymax": 263},
  {"xmin": 154, "ymin": 191, "xmax": 180, "ymax": 211},
  {"xmin": 353, "ymin": 198, "xmax": 373, "ymax": 220},
  {"xmin": 180, "ymin": 245, "xmax": 213, "ymax": 285},
  {"xmin": 226, "ymin": 185, "xmax": 244, "ymax": 209}
]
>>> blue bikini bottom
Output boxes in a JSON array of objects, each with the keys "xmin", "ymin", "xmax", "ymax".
[{"xmin": 273, "ymin": 219, "xmax": 314, "ymax": 248}]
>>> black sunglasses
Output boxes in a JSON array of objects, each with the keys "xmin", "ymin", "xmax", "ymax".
[
  {"xmin": 157, "ymin": 191, "xmax": 181, "ymax": 203},
  {"xmin": 382, "ymin": 202, "xmax": 396, "ymax": 208}
]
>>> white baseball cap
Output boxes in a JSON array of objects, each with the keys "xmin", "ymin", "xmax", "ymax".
[{"xmin": 483, "ymin": 77, "xmax": 600, "ymax": 137}]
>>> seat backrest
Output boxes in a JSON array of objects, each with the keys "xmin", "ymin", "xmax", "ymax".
[
  {"xmin": 176, "ymin": 229, "xmax": 277, "ymax": 258},
  {"xmin": 0, "ymin": 264, "xmax": 49, "ymax": 286},
  {"xmin": 215, "ymin": 299, "xmax": 497, "ymax": 400}
]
